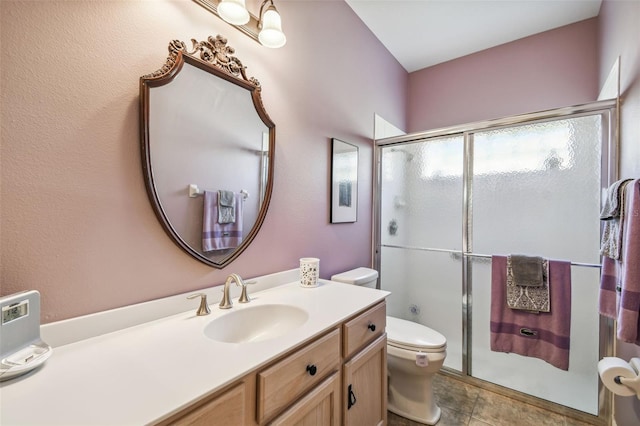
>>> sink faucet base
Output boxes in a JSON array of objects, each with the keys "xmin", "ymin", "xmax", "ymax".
[{"xmin": 219, "ymin": 273, "xmax": 245, "ymax": 309}]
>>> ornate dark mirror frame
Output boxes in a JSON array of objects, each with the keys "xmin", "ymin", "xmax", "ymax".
[{"xmin": 139, "ymin": 35, "xmax": 275, "ymax": 268}]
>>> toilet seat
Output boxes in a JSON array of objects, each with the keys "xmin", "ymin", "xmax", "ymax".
[{"xmin": 386, "ymin": 316, "xmax": 446, "ymax": 353}]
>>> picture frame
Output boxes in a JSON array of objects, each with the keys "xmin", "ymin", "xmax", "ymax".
[{"xmin": 330, "ymin": 138, "xmax": 358, "ymax": 223}]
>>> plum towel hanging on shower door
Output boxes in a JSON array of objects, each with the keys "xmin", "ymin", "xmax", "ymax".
[{"xmin": 490, "ymin": 255, "xmax": 572, "ymax": 371}]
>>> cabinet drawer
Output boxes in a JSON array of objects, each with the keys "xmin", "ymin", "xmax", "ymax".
[
  {"xmin": 269, "ymin": 372, "xmax": 341, "ymax": 426},
  {"xmin": 170, "ymin": 383, "xmax": 246, "ymax": 426},
  {"xmin": 157, "ymin": 374, "xmax": 256, "ymax": 426},
  {"xmin": 257, "ymin": 328, "xmax": 341, "ymax": 423},
  {"xmin": 342, "ymin": 301, "xmax": 386, "ymax": 358}
]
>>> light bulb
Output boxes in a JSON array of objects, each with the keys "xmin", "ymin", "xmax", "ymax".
[
  {"xmin": 258, "ymin": 8, "xmax": 286, "ymax": 48},
  {"xmin": 218, "ymin": 0, "xmax": 250, "ymax": 25}
]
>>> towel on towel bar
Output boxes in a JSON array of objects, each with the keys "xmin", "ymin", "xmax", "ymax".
[
  {"xmin": 217, "ymin": 190, "xmax": 236, "ymax": 224},
  {"xmin": 506, "ymin": 256, "xmax": 550, "ymax": 313},
  {"xmin": 600, "ymin": 179, "xmax": 632, "ymax": 260},
  {"xmin": 202, "ymin": 190, "xmax": 243, "ymax": 251},
  {"xmin": 599, "ymin": 179, "xmax": 640, "ymax": 344},
  {"xmin": 491, "ymin": 255, "xmax": 572, "ymax": 370},
  {"xmin": 601, "ymin": 179, "xmax": 632, "ymax": 220},
  {"xmin": 509, "ymin": 255, "xmax": 545, "ymax": 287}
]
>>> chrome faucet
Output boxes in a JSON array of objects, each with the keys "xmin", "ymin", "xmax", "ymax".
[{"xmin": 219, "ymin": 273, "xmax": 245, "ymax": 309}]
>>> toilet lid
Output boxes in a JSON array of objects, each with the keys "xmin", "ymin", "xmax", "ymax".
[{"xmin": 386, "ymin": 316, "xmax": 446, "ymax": 351}]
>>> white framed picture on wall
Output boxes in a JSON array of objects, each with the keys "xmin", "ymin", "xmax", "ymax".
[{"xmin": 330, "ymin": 138, "xmax": 358, "ymax": 223}]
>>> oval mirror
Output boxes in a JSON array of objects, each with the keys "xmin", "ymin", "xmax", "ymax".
[{"xmin": 140, "ymin": 35, "xmax": 275, "ymax": 268}]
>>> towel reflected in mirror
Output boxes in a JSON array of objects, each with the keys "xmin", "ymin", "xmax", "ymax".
[{"xmin": 202, "ymin": 190, "xmax": 243, "ymax": 251}]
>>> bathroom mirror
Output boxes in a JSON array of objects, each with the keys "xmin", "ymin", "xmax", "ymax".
[
  {"xmin": 140, "ymin": 35, "xmax": 275, "ymax": 268},
  {"xmin": 330, "ymin": 138, "xmax": 358, "ymax": 223}
]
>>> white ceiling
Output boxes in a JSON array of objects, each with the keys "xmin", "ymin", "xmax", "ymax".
[{"xmin": 345, "ymin": 0, "xmax": 602, "ymax": 73}]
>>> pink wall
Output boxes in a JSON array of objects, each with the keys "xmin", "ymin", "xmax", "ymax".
[
  {"xmin": 598, "ymin": 1, "xmax": 640, "ymax": 424},
  {"xmin": 407, "ymin": 18, "xmax": 599, "ymax": 132},
  {"xmin": 0, "ymin": 1, "xmax": 407, "ymax": 322}
]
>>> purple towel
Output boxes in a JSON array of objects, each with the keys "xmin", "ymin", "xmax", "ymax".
[
  {"xmin": 599, "ymin": 179, "xmax": 640, "ymax": 344},
  {"xmin": 491, "ymin": 255, "xmax": 572, "ymax": 371},
  {"xmin": 202, "ymin": 191, "xmax": 243, "ymax": 251},
  {"xmin": 599, "ymin": 257, "xmax": 618, "ymax": 319}
]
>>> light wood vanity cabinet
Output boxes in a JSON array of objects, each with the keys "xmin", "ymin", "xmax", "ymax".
[{"xmin": 162, "ymin": 301, "xmax": 387, "ymax": 426}]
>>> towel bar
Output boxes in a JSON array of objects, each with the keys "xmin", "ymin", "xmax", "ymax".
[
  {"xmin": 380, "ymin": 244, "xmax": 602, "ymax": 268},
  {"xmin": 188, "ymin": 184, "xmax": 249, "ymax": 200}
]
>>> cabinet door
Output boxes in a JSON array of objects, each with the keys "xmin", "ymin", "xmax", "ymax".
[
  {"xmin": 269, "ymin": 372, "xmax": 341, "ymax": 426},
  {"xmin": 162, "ymin": 374, "xmax": 256, "ymax": 426},
  {"xmin": 343, "ymin": 334, "xmax": 387, "ymax": 426}
]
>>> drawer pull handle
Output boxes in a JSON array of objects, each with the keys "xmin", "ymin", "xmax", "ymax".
[
  {"xmin": 367, "ymin": 323, "xmax": 376, "ymax": 332},
  {"xmin": 306, "ymin": 364, "xmax": 317, "ymax": 376},
  {"xmin": 347, "ymin": 384, "xmax": 357, "ymax": 409}
]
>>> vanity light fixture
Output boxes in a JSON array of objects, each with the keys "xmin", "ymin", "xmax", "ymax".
[
  {"xmin": 257, "ymin": 0, "xmax": 286, "ymax": 48},
  {"xmin": 193, "ymin": 0, "xmax": 286, "ymax": 48}
]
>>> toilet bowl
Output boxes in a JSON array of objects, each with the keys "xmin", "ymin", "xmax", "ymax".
[
  {"xmin": 386, "ymin": 316, "xmax": 446, "ymax": 424},
  {"xmin": 331, "ymin": 267, "xmax": 447, "ymax": 425}
]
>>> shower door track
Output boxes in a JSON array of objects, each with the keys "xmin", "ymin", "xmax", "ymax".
[{"xmin": 373, "ymin": 99, "xmax": 617, "ymax": 151}]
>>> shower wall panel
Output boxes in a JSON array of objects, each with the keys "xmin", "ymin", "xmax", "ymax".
[
  {"xmin": 380, "ymin": 137, "xmax": 463, "ymax": 370},
  {"xmin": 470, "ymin": 115, "xmax": 603, "ymax": 414}
]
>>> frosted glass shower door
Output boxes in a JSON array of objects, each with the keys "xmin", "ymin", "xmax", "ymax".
[
  {"xmin": 379, "ymin": 136, "xmax": 464, "ymax": 370},
  {"xmin": 469, "ymin": 115, "xmax": 603, "ymax": 414}
]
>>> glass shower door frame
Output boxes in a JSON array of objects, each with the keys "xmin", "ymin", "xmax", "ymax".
[{"xmin": 373, "ymin": 99, "xmax": 618, "ymax": 423}]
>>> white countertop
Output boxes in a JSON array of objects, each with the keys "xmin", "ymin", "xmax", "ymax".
[{"xmin": 0, "ymin": 279, "xmax": 388, "ymax": 426}]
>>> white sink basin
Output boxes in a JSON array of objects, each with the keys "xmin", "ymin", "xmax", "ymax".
[{"xmin": 204, "ymin": 304, "xmax": 309, "ymax": 343}]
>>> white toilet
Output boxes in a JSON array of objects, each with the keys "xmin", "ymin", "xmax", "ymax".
[{"xmin": 331, "ymin": 267, "xmax": 447, "ymax": 425}]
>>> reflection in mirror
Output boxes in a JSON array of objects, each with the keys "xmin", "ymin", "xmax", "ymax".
[
  {"xmin": 330, "ymin": 138, "xmax": 358, "ymax": 223},
  {"xmin": 140, "ymin": 35, "xmax": 275, "ymax": 268}
]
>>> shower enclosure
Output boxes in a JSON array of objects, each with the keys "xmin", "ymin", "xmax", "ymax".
[{"xmin": 374, "ymin": 101, "xmax": 617, "ymax": 421}]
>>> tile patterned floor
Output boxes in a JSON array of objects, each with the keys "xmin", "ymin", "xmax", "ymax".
[{"xmin": 387, "ymin": 374, "xmax": 596, "ymax": 426}]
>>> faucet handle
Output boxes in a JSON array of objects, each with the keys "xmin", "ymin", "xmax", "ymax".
[
  {"xmin": 238, "ymin": 280, "xmax": 257, "ymax": 304},
  {"xmin": 187, "ymin": 293, "xmax": 211, "ymax": 316}
]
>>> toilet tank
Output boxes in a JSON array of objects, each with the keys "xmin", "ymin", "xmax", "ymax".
[{"xmin": 331, "ymin": 267, "xmax": 379, "ymax": 288}]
